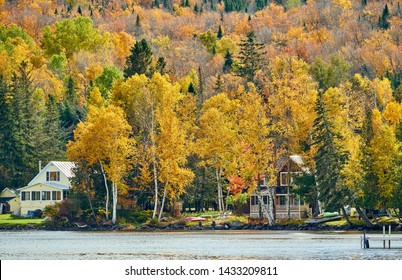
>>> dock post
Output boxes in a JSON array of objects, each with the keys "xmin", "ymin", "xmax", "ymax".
[
  {"xmin": 363, "ymin": 230, "xmax": 369, "ymax": 249},
  {"xmin": 389, "ymin": 225, "xmax": 391, "ymax": 249},
  {"xmin": 383, "ymin": 226, "xmax": 386, "ymax": 249}
]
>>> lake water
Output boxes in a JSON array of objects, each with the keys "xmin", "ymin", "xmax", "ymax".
[{"xmin": 1, "ymin": 230, "xmax": 401, "ymax": 260}]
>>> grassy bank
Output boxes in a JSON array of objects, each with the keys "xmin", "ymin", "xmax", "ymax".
[{"xmin": 0, "ymin": 214, "xmax": 43, "ymax": 226}]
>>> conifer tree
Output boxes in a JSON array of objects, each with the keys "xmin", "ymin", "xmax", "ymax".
[
  {"xmin": 217, "ymin": 25, "xmax": 223, "ymax": 39},
  {"xmin": 0, "ymin": 75, "xmax": 12, "ymax": 189},
  {"xmin": 313, "ymin": 90, "xmax": 349, "ymax": 211},
  {"xmin": 59, "ymin": 77, "xmax": 86, "ymax": 141},
  {"xmin": 136, "ymin": 14, "xmax": 141, "ymax": 27},
  {"xmin": 155, "ymin": 57, "xmax": 167, "ymax": 75},
  {"xmin": 0, "ymin": 62, "xmax": 59, "ymax": 187},
  {"xmin": 124, "ymin": 39, "xmax": 153, "ymax": 78},
  {"xmin": 237, "ymin": 31, "xmax": 266, "ymax": 83},
  {"xmin": 379, "ymin": 4, "xmax": 390, "ymax": 29},
  {"xmin": 188, "ymin": 82, "xmax": 196, "ymax": 94},
  {"xmin": 214, "ymin": 74, "xmax": 223, "ymax": 93},
  {"xmin": 223, "ymin": 49, "xmax": 233, "ymax": 73}
]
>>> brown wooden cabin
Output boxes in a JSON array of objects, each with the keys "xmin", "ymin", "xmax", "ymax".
[{"xmin": 249, "ymin": 155, "xmax": 310, "ymax": 219}]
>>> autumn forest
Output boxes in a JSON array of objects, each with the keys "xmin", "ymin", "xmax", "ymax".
[{"xmin": 0, "ymin": 0, "xmax": 401, "ymax": 224}]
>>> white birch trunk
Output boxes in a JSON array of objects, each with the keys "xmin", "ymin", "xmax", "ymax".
[
  {"xmin": 99, "ymin": 161, "xmax": 109, "ymax": 221},
  {"xmin": 152, "ymin": 154, "xmax": 159, "ymax": 220},
  {"xmin": 112, "ymin": 181, "xmax": 118, "ymax": 225},
  {"xmin": 158, "ymin": 183, "xmax": 167, "ymax": 221},
  {"xmin": 216, "ymin": 168, "xmax": 224, "ymax": 213},
  {"xmin": 267, "ymin": 187, "xmax": 275, "ymax": 225}
]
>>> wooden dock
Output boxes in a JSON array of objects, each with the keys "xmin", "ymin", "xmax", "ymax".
[{"xmin": 361, "ymin": 226, "xmax": 402, "ymax": 249}]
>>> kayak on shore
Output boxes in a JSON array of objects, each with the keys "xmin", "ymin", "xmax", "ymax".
[{"xmin": 305, "ymin": 212, "xmax": 342, "ymax": 224}]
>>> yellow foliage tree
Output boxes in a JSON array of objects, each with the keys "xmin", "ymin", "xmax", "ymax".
[
  {"xmin": 67, "ymin": 105, "xmax": 134, "ymax": 224},
  {"xmin": 196, "ymin": 93, "xmax": 240, "ymax": 212}
]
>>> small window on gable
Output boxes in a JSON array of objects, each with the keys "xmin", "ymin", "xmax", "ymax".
[
  {"xmin": 280, "ymin": 172, "xmax": 301, "ymax": 186},
  {"xmin": 46, "ymin": 171, "xmax": 60, "ymax": 182}
]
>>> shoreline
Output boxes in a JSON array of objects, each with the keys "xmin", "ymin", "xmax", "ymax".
[{"xmin": 1, "ymin": 221, "xmax": 401, "ymax": 232}]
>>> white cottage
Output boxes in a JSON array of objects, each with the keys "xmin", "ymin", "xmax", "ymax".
[{"xmin": 17, "ymin": 161, "xmax": 75, "ymax": 216}]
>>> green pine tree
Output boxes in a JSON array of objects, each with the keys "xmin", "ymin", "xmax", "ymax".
[
  {"xmin": 379, "ymin": 4, "xmax": 391, "ymax": 29},
  {"xmin": 59, "ymin": 77, "xmax": 86, "ymax": 141},
  {"xmin": 155, "ymin": 56, "xmax": 167, "ymax": 75},
  {"xmin": 1, "ymin": 62, "xmax": 60, "ymax": 187},
  {"xmin": 313, "ymin": 90, "xmax": 349, "ymax": 211},
  {"xmin": 136, "ymin": 14, "xmax": 141, "ymax": 27},
  {"xmin": 214, "ymin": 74, "xmax": 223, "ymax": 93},
  {"xmin": 188, "ymin": 82, "xmax": 196, "ymax": 94},
  {"xmin": 223, "ymin": 49, "xmax": 233, "ymax": 73},
  {"xmin": 217, "ymin": 25, "xmax": 223, "ymax": 39},
  {"xmin": 237, "ymin": 31, "xmax": 266, "ymax": 83},
  {"xmin": 124, "ymin": 39, "xmax": 153, "ymax": 78}
]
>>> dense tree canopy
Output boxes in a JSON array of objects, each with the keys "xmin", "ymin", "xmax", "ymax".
[{"xmin": 0, "ymin": 0, "xmax": 402, "ymax": 222}]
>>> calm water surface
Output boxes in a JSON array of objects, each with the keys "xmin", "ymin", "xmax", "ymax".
[{"xmin": 1, "ymin": 230, "xmax": 401, "ymax": 260}]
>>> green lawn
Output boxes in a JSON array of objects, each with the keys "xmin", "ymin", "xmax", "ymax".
[{"xmin": 0, "ymin": 214, "xmax": 43, "ymax": 225}]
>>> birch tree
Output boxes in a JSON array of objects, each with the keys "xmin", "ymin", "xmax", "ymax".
[
  {"xmin": 67, "ymin": 105, "xmax": 134, "ymax": 224},
  {"xmin": 196, "ymin": 93, "xmax": 240, "ymax": 213}
]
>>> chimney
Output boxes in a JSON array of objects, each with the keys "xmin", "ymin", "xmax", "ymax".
[{"xmin": 39, "ymin": 161, "xmax": 42, "ymax": 173}]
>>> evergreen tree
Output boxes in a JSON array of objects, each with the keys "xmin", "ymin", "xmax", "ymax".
[
  {"xmin": 124, "ymin": 39, "xmax": 153, "ymax": 78},
  {"xmin": 237, "ymin": 31, "xmax": 266, "ymax": 83},
  {"xmin": 379, "ymin": 4, "xmax": 391, "ymax": 29},
  {"xmin": 0, "ymin": 75, "xmax": 12, "ymax": 189},
  {"xmin": 360, "ymin": 110, "xmax": 379, "ymax": 210},
  {"xmin": 136, "ymin": 14, "xmax": 141, "ymax": 27},
  {"xmin": 194, "ymin": 3, "xmax": 199, "ymax": 13},
  {"xmin": 313, "ymin": 90, "xmax": 349, "ymax": 211},
  {"xmin": 78, "ymin": 5, "xmax": 82, "ymax": 15},
  {"xmin": 188, "ymin": 82, "xmax": 196, "ymax": 94},
  {"xmin": 0, "ymin": 62, "xmax": 59, "ymax": 188},
  {"xmin": 214, "ymin": 74, "xmax": 223, "ymax": 93},
  {"xmin": 59, "ymin": 77, "xmax": 86, "ymax": 141},
  {"xmin": 217, "ymin": 25, "xmax": 223, "ymax": 39},
  {"xmin": 155, "ymin": 56, "xmax": 167, "ymax": 75},
  {"xmin": 223, "ymin": 49, "xmax": 233, "ymax": 73}
]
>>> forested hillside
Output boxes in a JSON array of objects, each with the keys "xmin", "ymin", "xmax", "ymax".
[{"xmin": 0, "ymin": 0, "xmax": 401, "ymax": 222}]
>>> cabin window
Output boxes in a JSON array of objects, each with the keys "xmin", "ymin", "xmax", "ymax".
[
  {"xmin": 63, "ymin": 190, "xmax": 68, "ymax": 200},
  {"xmin": 279, "ymin": 196, "xmax": 287, "ymax": 206},
  {"xmin": 41, "ymin": 191, "xmax": 51, "ymax": 201},
  {"xmin": 31, "ymin": 191, "xmax": 41, "ymax": 201},
  {"xmin": 293, "ymin": 197, "xmax": 305, "ymax": 206},
  {"xmin": 52, "ymin": 191, "xmax": 61, "ymax": 201},
  {"xmin": 279, "ymin": 172, "xmax": 301, "ymax": 186},
  {"xmin": 46, "ymin": 171, "xmax": 60, "ymax": 182},
  {"xmin": 21, "ymin": 191, "xmax": 30, "ymax": 201},
  {"xmin": 251, "ymin": 196, "xmax": 258, "ymax": 205}
]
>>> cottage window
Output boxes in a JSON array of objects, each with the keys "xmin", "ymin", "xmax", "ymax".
[
  {"xmin": 279, "ymin": 196, "xmax": 287, "ymax": 206},
  {"xmin": 41, "ymin": 191, "xmax": 51, "ymax": 201},
  {"xmin": 31, "ymin": 191, "xmax": 41, "ymax": 201},
  {"xmin": 21, "ymin": 191, "xmax": 30, "ymax": 201},
  {"xmin": 63, "ymin": 190, "xmax": 68, "ymax": 200},
  {"xmin": 52, "ymin": 191, "xmax": 61, "ymax": 201},
  {"xmin": 46, "ymin": 171, "xmax": 60, "ymax": 182},
  {"xmin": 294, "ymin": 197, "xmax": 305, "ymax": 206},
  {"xmin": 280, "ymin": 172, "xmax": 301, "ymax": 186}
]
